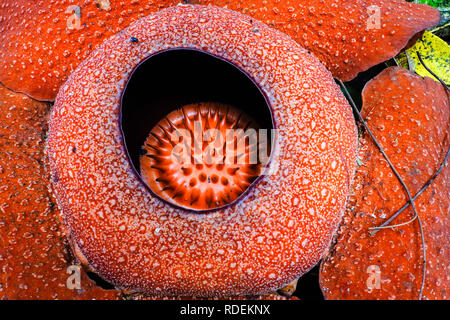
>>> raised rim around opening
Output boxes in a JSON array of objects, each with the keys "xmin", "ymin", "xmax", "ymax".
[{"xmin": 119, "ymin": 48, "xmax": 276, "ymax": 213}]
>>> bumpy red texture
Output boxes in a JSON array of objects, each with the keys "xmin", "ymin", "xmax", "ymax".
[
  {"xmin": 132, "ymin": 293, "xmax": 297, "ymax": 300},
  {"xmin": 1, "ymin": 1, "xmax": 439, "ymax": 101},
  {"xmin": 190, "ymin": 0, "xmax": 440, "ymax": 81},
  {"xmin": 319, "ymin": 67, "xmax": 449, "ymax": 300},
  {"xmin": 0, "ymin": 0, "xmax": 179, "ymax": 101},
  {"xmin": 47, "ymin": 5, "xmax": 357, "ymax": 296},
  {"xmin": 0, "ymin": 83, "xmax": 121, "ymax": 299}
]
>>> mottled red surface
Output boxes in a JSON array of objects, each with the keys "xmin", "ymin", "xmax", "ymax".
[
  {"xmin": 190, "ymin": 0, "xmax": 440, "ymax": 81},
  {"xmin": 0, "ymin": 0, "xmax": 179, "ymax": 101},
  {"xmin": 0, "ymin": 83, "xmax": 121, "ymax": 299},
  {"xmin": 320, "ymin": 67, "xmax": 449, "ymax": 300},
  {"xmin": 47, "ymin": 5, "xmax": 357, "ymax": 297},
  {"xmin": 133, "ymin": 293, "xmax": 297, "ymax": 300}
]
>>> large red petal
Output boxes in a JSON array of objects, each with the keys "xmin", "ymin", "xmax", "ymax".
[
  {"xmin": 319, "ymin": 67, "xmax": 449, "ymax": 300},
  {"xmin": 190, "ymin": 0, "xmax": 440, "ymax": 81},
  {"xmin": 0, "ymin": 83, "xmax": 121, "ymax": 299},
  {"xmin": 0, "ymin": 0, "xmax": 179, "ymax": 101}
]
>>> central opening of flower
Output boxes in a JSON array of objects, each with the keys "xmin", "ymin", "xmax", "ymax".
[{"xmin": 121, "ymin": 49, "xmax": 273, "ymax": 211}]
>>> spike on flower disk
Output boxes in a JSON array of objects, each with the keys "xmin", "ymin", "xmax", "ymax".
[{"xmin": 140, "ymin": 102, "xmax": 267, "ymax": 211}]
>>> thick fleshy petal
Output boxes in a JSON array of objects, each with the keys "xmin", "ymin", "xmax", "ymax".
[
  {"xmin": 319, "ymin": 67, "xmax": 449, "ymax": 300},
  {"xmin": 0, "ymin": 83, "xmax": 121, "ymax": 299},
  {"xmin": 0, "ymin": 0, "xmax": 179, "ymax": 101},
  {"xmin": 190, "ymin": 0, "xmax": 440, "ymax": 81}
]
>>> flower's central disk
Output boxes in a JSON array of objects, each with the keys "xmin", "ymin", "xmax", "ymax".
[{"xmin": 140, "ymin": 102, "xmax": 269, "ymax": 211}]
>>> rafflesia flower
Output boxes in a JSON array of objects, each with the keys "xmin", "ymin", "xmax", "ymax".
[{"xmin": 46, "ymin": 5, "xmax": 358, "ymax": 296}]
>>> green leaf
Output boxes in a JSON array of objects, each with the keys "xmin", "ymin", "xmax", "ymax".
[{"xmin": 407, "ymin": 0, "xmax": 448, "ymax": 9}]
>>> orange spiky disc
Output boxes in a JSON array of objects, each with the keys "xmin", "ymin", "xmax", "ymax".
[{"xmin": 140, "ymin": 102, "xmax": 268, "ymax": 211}]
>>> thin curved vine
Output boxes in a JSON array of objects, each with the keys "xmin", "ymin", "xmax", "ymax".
[{"xmin": 338, "ymin": 79, "xmax": 426, "ymax": 300}]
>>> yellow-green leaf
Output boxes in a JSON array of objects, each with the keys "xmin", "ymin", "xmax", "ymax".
[{"xmin": 396, "ymin": 31, "xmax": 450, "ymax": 85}]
